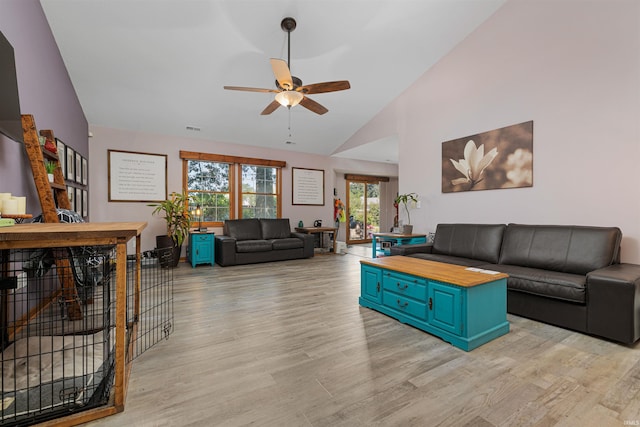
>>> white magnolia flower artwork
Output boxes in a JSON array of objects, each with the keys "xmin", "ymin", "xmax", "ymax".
[
  {"xmin": 449, "ymin": 140, "xmax": 499, "ymax": 189},
  {"xmin": 441, "ymin": 121, "xmax": 533, "ymax": 193}
]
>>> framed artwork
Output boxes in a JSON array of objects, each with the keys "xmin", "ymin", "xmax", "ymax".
[
  {"xmin": 292, "ymin": 167, "xmax": 324, "ymax": 205},
  {"xmin": 67, "ymin": 185, "xmax": 74, "ymax": 208},
  {"xmin": 75, "ymin": 152, "xmax": 82, "ymax": 183},
  {"xmin": 441, "ymin": 120, "xmax": 533, "ymax": 193},
  {"xmin": 108, "ymin": 149, "xmax": 167, "ymax": 202},
  {"xmin": 82, "ymin": 157, "xmax": 88, "ymax": 185},
  {"xmin": 66, "ymin": 147, "xmax": 75, "ymax": 181},
  {"xmin": 56, "ymin": 139, "xmax": 66, "ymax": 178},
  {"xmin": 82, "ymin": 189, "xmax": 88, "ymax": 217},
  {"xmin": 75, "ymin": 187, "xmax": 82, "ymax": 214}
]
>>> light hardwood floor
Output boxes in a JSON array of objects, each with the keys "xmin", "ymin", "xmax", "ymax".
[{"xmin": 85, "ymin": 251, "xmax": 640, "ymax": 427}]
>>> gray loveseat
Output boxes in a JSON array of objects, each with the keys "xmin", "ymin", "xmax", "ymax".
[
  {"xmin": 390, "ymin": 223, "xmax": 640, "ymax": 344},
  {"xmin": 215, "ymin": 218, "xmax": 314, "ymax": 266}
]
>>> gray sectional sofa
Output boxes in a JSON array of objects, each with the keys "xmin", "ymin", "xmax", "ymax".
[
  {"xmin": 390, "ymin": 223, "xmax": 640, "ymax": 344},
  {"xmin": 215, "ymin": 218, "xmax": 314, "ymax": 266}
]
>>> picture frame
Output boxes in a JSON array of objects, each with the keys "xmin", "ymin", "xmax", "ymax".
[
  {"xmin": 56, "ymin": 139, "xmax": 66, "ymax": 178},
  {"xmin": 67, "ymin": 185, "xmax": 74, "ymax": 208},
  {"xmin": 441, "ymin": 120, "xmax": 533, "ymax": 193},
  {"xmin": 66, "ymin": 147, "xmax": 75, "ymax": 181},
  {"xmin": 75, "ymin": 152, "xmax": 82, "ymax": 183},
  {"xmin": 82, "ymin": 157, "xmax": 88, "ymax": 185},
  {"xmin": 108, "ymin": 149, "xmax": 168, "ymax": 202},
  {"xmin": 82, "ymin": 189, "xmax": 88, "ymax": 217},
  {"xmin": 292, "ymin": 167, "xmax": 325, "ymax": 206},
  {"xmin": 75, "ymin": 187, "xmax": 82, "ymax": 214}
]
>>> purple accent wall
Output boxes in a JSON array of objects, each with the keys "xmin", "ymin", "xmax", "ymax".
[{"xmin": 0, "ymin": 0, "xmax": 87, "ymax": 218}]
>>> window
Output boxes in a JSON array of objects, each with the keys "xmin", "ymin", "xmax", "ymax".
[
  {"xmin": 181, "ymin": 151, "xmax": 285, "ymax": 226},
  {"xmin": 186, "ymin": 160, "xmax": 231, "ymax": 224},
  {"xmin": 241, "ymin": 165, "xmax": 280, "ymax": 219}
]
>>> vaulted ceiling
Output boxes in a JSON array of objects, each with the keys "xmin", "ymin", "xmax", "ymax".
[{"xmin": 40, "ymin": 0, "xmax": 505, "ymax": 163}]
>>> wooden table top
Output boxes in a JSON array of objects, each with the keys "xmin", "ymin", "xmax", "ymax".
[
  {"xmin": 372, "ymin": 232, "xmax": 426, "ymax": 238},
  {"xmin": 361, "ymin": 256, "xmax": 508, "ymax": 287},
  {"xmin": 0, "ymin": 221, "xmax": 147, "ymax": 248},
  {"xmin": 295, "ymin": 226, "xmax": 337, "ymax": 232}
]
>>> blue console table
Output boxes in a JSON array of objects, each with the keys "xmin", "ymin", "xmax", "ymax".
[
  {"xmin": 187, "ymin": 231, "xmax": 215, "ymax": 268},
  {"xmin": 371, "ymin": 232, "xmax": 426, "ymax": 258},
  {"xmin": 360, "ymin": 256, "xmax": 509, "ymax": 351}
]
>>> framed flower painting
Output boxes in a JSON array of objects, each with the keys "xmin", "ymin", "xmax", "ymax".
[{"xmin": 441, "ymin": 121, "xmax": 533, "ymax": 193}]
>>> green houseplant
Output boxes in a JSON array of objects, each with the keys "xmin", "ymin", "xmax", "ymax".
[
  {"xmin": 148, "ymin": 192, "xmax": 191, "ymax": 267},
  {"xmin": 45, "ymin": 160, "xmax": 57, "ymax": 182},
  {"xmin": 394, "ymin": 192, "xmax": 419, "ymax": 234}
]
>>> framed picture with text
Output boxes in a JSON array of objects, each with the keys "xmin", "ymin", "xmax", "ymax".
[
  {"xmin": 108, "ymin": 149, "xmax": 167, "ymax": 202},
  {"xmin": 292, "ymin": 167, "xmax": 325, "ymax": 205}
]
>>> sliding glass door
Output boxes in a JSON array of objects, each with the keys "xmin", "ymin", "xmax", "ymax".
[{"xmin": 346, "ymin": 180, "xmax": 380, "ymax": 244}]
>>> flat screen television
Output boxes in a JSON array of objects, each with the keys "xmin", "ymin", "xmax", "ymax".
[{"xmin": 0, "ymin": 30, "xmax": 23, "ymax": 143}]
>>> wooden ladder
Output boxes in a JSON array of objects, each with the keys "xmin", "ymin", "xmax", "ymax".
[{"xmin": 21, "ymin": 114, "xmax": 83, "ymax": 320}]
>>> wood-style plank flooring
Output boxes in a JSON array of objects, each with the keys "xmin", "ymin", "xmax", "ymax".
[{"xmin": 84, "ymin": 249, "xmax": 640, "ymax": 426}]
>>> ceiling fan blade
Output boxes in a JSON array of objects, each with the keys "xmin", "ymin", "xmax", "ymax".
[
  {"xmin": 298, "ymin": 80, "xmax": 351, "ymax": 94},
  {"xmin": 260, "ymin": 100, "xmax": 281, "ymax": 115},
  {"xmin": 270, "ymin": 58, "xmax": 293, "ymax": 90},
  {"xmin": 299, "ymin": 96, "xmax": 328, "ymax": 115},
  {"xmin": 224, "ymin": 86, "xmax": 278, "ymax": 93}
]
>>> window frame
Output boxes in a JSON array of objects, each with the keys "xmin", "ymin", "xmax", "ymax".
[{"xmin": 180, "ymin": 151, "xmax": 285, "ymax": 227}]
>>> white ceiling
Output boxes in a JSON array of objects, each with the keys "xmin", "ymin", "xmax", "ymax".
[{"xmin": 40, "ymin": 0, "xmax": 505, "ymax": 163}]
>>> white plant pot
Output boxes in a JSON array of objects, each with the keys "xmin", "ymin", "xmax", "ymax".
[{"xmin": 48, "ymin": 173, "xmax": 54, "ymax": 183}]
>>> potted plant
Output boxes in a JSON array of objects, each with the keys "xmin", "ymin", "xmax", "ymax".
[
  {"xmin": 45, "ymin": 160, "xmax": 57, "ymax": 182},
  {"xmin": 148, "ymin": 192, "xmax": 191, "ymax": 267},
  {"xmin": 394, "ymin": 192, "xmax": 419, "ymax": 234}
]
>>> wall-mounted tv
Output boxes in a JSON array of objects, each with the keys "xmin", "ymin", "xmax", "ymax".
[{"xmin": 0, "ymin": 31, "xmax": 23, "ymax": 143}]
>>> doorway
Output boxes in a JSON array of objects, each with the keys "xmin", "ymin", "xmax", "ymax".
[{"xmin": 346, "ymin": 179, "xmax": 380, "ymax": 245}]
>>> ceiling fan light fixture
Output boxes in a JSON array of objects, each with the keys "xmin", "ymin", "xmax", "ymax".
[{"xmin": 275, "ymin": 90, "xmax": 303, "ymax": 108}]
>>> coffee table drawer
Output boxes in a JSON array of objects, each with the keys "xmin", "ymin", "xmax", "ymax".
[
  {"xmin": 382, "ymin": 272, "xmax": 427, "ymax": 300},
  {"xmin": 382, "ymin": 292, "xmax": 427, "ymax": 320}
]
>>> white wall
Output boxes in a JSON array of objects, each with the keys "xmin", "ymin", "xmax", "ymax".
[
  {"xmin": 341, "ymin": 0, "xmax": 640, "ymax": 263},
  {"xmin": 88, "ymin": 125, "xmax": 398, "ymax": 253}
]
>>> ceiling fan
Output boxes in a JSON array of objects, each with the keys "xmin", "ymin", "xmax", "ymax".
[{"xmin": 223, "ymin": 17, "xmax": 351, "ymax": 115}]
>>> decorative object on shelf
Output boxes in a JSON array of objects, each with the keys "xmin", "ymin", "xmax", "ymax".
[
  {"xmin": 43, "ymin": 137, "xmax": 57, "ymax": 154},
  {"xmin": 45, "ymin": 160, "xmax": 57, "ymax": 182},
  {"xmin": 394, "ymin": 192, "xmax": 419, "ymax": 234},
  {"xmin": 148, "ymin": 192, "xmax": 192, "ymax": 268}
]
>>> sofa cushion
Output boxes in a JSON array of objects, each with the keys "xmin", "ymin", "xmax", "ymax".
[
  {"xmin": 487, "ymin": 263, "xmax": 586, "ymax": 304},
  {"xmin": 260, "ymin": 218, "xmax": 291, "ymax": 240},
  {"xmin": 499, "ymin": 224, "xmax": 621, "ymax": 275},
  {"xmin": 270, "ymin": 238, "xmax": 304, "ymax": 250},
  {"xmin": 235, "ymin": 239, "xmax": 272, "ymax": 253},
  {"xmin": 224, "ymin": 219, "xmax": 262, "ymax": 241},
  {"xmin": 431, "ymin": 223, "xmax": 506, "ymax": 264},
  {"xmin": 408, "ymin": 253, "xmax": 487, "ymax": 267}
]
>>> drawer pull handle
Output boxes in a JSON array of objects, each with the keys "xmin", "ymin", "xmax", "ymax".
[
  {"xmin": 397, "ymin": 299, "xmax": 408, "ymax": 308},
  {"xmin": 396, "ymin": 282, "xmax": 408, "ymax": 290},
  {"xmin": 428, "ymin": 297, "xmax": 433, "ymax": 310}
]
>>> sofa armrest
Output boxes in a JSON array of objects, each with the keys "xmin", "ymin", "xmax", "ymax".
[
  {"xmin": 389, "ymin": 243, "xmax": 433, "ymax": 256},
  {"xmin": 587, "ymin": 263, "xmax": 640, "ymax": 344},
  {"xmin": 214, "ymin": 235, "xmax": 237, "ymax": 266},
  {"xmin": 291, "ymin": 232, "xmax": 315, "ymax": 258}
]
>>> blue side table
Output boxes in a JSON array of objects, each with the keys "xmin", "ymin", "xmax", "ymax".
[
  {"xmin": 187, "ymin": 231, "xmax": 215, "ymax": 267},
  {"xmin": 371, "ymin": 232, "xmax": 427, "ymax": 258}
]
